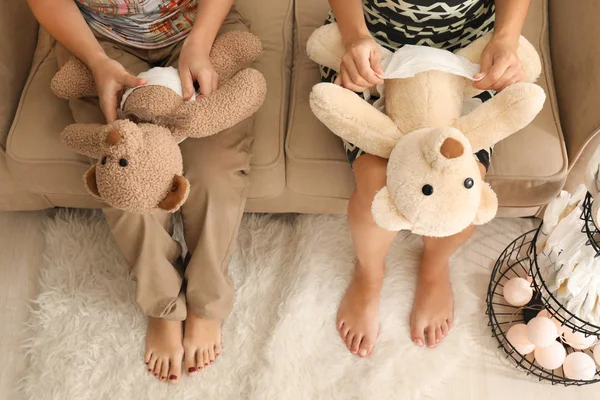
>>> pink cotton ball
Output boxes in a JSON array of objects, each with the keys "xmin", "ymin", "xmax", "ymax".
[
  {"xmin": 527, "ymin": 317, "xmax": 559, "ymax": 347},
  {"xmin": 507, "ymin": 324, "xmax": 536, "ymax": 355},
  {"xmin": 534, "ymin": 341, "xmax": 566, "ymax": 370},
  {"xmin": 563, "ymin": 352, "xmax": 597, "ymax": 380},
  {"xmin": 563, "ymin": 330, "xmax": 597, "ymax": 350},
  {"xmin": 537, "ymin": 310, "xmax": 566, "ymax": 334},
  {"xmin": 503, "ymin": 277, "xmax": 533, "ymax": 306}
]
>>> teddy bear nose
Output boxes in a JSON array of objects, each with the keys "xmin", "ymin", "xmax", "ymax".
[
  {"xmin": 105, "ymin": 130, "xmax": 121, "ymax": 146},
  {"xmin": 440, "ymin": 137, "xmax": 464, "ymax": 159}
]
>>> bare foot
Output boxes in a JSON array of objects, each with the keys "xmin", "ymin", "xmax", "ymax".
[
  {"xmin": 144, "ymin": 317, "xmax": 184, "ymax": 383},
  {"xmin": 183, "ymin": 307, "xmax": 222, "ymax": 376},
  {"xmin": 410, "ymin": 258, "xmax": 454, "ymax": 348},
  {"xmin": 337, "ymin": 262, "xmax": 382, "ymax": 357}
]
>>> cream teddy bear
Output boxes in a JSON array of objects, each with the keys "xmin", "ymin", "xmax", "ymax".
[
  {"xmin": 307, "ymin": 23, "xmax": 546, "ymax": 237},
  {"xmin": 51, "ymin": 31, "xmax": 267, "ymax": 213}
]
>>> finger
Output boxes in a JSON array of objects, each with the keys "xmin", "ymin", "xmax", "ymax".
[
  {"xmin": 340, "ymin": 67, "xmax": 369, "ymax": 92},
  {"xmin": 99, "ymin": 91, "xmax": 118, "ymax": 123},
  {"xmin": 345, "ymin": 58, "xmax": 372, "ymax": 89},
  {"xmin": 476, "ymin": 55, "xmax": 511, "ymax": 90},
  {"xmin": 197, "ymin": 71, "xmax": 214, "ymax": 96},
  {"xmin": 333, "ymin": 73, "xmax": 342, "ymax": 86},
  {"xmin": 474, "ymin": 51, "xmax": 493, "ymax": 81},
  {"xmin": 370, "ymin": 47, "xmax": 384, "ymax": 77},
  {"xmin": 179, "ymin": 68, "xmax": 195, "ymax": 100},
  {"xmin": 356, "ymin": 52, "xmax": 383, "ymax": 86},
  {"xmin": 492, "ymin": 68, "xmax": 518, "ymax": 92},
  {"xmin": 121, "ymin": 72, "xmax": 146, "ymax": 89},
  {"xmin": 212, "ymin": 73, "xmax": 219, "ymax": 93}
]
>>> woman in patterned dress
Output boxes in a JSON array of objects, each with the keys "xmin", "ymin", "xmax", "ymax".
[{"xmin": 322, "ymin": 0, "xmax": 531, "ymax": 357}]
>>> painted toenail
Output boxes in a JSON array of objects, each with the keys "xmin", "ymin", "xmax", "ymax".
[
  {"xmin": 188, "ymin": 367, "xmax": 197, "ymax": 373},
  {"xmin": 169, "ymin": 375, "xmax": 177, "ymax": 380},
  {"xmin": 359, "ymin": 350, "xmax": 367, "ymax": 356}
]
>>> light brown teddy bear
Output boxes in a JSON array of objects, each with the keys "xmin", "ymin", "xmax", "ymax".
[
  {"xmin": 51, "ymin": 31, "xmax": 267, "ymax": 213},
  {"xmin": 307, "ymin": 23, "xmax": 546, "ymax": 237}
]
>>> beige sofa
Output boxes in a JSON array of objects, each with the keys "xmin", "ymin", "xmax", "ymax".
[{"xmin": 1, "ymin": 0, "xmax": 599, "ymax": 216}]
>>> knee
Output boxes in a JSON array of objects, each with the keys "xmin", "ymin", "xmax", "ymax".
[{"xmin": 352, "ymin": 155, "xmax": 388, "ymax": 203}]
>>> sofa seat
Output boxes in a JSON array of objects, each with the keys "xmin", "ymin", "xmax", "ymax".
[
  {"xmin": 6, "ymin": 0, "xmax": 294, "ymax": 208},
  {"xmin": 286, "ymin": 0, "xmax": 567, "ymax": 216}
]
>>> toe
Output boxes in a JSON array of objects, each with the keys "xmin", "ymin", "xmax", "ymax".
[
  {"xmin": 350, "ymin": 335, "xmax": 362, "ymax": 354},
  {"xmin": 208, "ymin": 346, "xmax": 216, "ymax": 364},
  {"xmin": 337, "ymin": 320, "xmax": 344, "ymax": 331},
  {"xmin": 447, "ymin": 317, "xmax": 453, "ymax": 331},
  {"xmin": 441, "ymin": 321, "xmax": 449, "ymax": 336},
  {"xmin": 154, "ymin": 360, "xmax": 163, "ymax": 379},
  {"xmin": 359, "ymin": 336, "xmax": 375, "ymax": 357},
  {"xmin": 411, "ymin": 324, "xmax": 426, "ymax": 347},
  {"xmin": 202, "ymin": 350, "xmax": 210, "ymax": 367},
  {"xmin": 168, "ymin": 357, "xmax": 182, "ymax": 384},
  {"xmin": 435, "ymin": 327, "xmax": 442, "ymax": 343},
  {"xmin": 345, "ymin": 332, "xmax": 355, "ymax": 350},
  {"xmin": 147, "ymin": 354, "xmax": 158, "ymax": 373},
  {"xmin": 144, "ymin": 350, "xmax": 153, "ymax": 364},
  {"xmin": 426, "ymin": 326, "xmax": 436, "ymax": 348},
  {"xmin": 160, "ymin": 360, "xmax": 170, "ymax": 381},
  {"xmin": 340, "ymin": 326, "xmax": 350, "ymax": 340},
  {"xmin": 184, "ymin": 348, "xmax": 198, "ymax": 376},
  {"xmin": 215, "ymin": 343, "xmax": 222, "ymax": 356}
]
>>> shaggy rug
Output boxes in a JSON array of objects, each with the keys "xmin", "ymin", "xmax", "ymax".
[{"xmin": 20, "ymin": 210, "xmax": 531, "ymax": 400}]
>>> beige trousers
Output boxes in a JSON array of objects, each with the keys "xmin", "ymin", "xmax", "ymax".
[{"xmin": 56, "ymin": 9, "xmax": 253, "ymax": 321}]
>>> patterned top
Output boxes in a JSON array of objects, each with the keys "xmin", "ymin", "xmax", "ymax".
[
  {"xmin": 76, "ymin": 0, "xmax": 198, "ymax": 49},
  {"xmin": 328, "ymin": 0, "xmax": 495, "ymax": 52}
]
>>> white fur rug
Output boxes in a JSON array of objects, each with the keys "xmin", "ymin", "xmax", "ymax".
[{"xmin": 20, "ymin": 210, "xmax": 527, "ymax": 400}]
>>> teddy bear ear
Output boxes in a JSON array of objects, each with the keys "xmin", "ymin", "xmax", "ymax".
[
  {"xmin": 158, "ymin": 175, "xmax": 190, "ymax": 213},
  {"xmin": 473, "ymin": 183, "xmax": 498, "ymax": 225},
  {"xmin": 84, "ymin": 166, "xmax": 102, "ymax": 199},
  {"xmin": 371, "ymin": 187, "xmax": 412, "ymax": 232},
  {"xmin": 61, "ymin": 124, "xmax": 105, "ymax": 158}
]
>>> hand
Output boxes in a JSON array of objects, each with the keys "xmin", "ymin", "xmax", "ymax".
[
  {"xmin": 473, "ymin": 35, "xmax": 525, "ymax": 92},
  {"xmin": 335, "ymin": 36, "xmax": 384, "ymax": 92},
  {"xmin": 179, "ymin": 35, "xmax": 218, "ymax": 100},
  {"xmin": 89, "ymin": 55, "xmax": 146, "ymax": 122}
]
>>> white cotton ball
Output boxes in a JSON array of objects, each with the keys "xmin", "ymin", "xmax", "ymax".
[
  {"xmin": 537, "ymin": 310, "xmax": 566, "ymax": 334},
  {"xmin": 503, "ymin": 277, "xmax": 533, "ymax": 307},
  {"xmin": 527, "ymin": 317, "xmax": 559, "ymax": 347},
  {"xmin": 506, "ymin": 324, "xmax": 536, "ymax": 355},
  {"xmin": 534, "ymin": 341, "xmax": 566, "ymax": 370},
  {"xmin": 563, "ymin": 352, "xmax": 597, "ymax": 380},
  {"xmin": 593, "ymin": 343, "xmax": 600, "ymax": 366},
  {"xmin": 563, "ymin": 330, "xmax": 597, "ymax": 350}
]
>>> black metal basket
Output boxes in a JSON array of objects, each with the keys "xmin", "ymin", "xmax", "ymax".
[
  {"xmin": 487, "ymin": 224, "xmax": 600, "ymax": 386},
  {"xmin": 581, "ymin": 192, "xmax": 600, "ymax": 257}
]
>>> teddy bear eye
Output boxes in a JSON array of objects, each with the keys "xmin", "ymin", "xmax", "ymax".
[
  {"xmin": 119, "ymin": 158, "xmax": 128, "ymax": 167},
  {"xmin": 101, "ymin": 156, "xmax": 107, "ymax": 165},
  {"xmin": 422, "ymin": 184, "xmax": 434, "ymax": 196},
  {"xmin": 464, "ymin": 178, "xmax": 474, "ymax": 189}
]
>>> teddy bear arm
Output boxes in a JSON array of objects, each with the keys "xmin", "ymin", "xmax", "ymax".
[
  {"xmin": 173, "ymin": 68, "xmax": 267, "ymax": 139},
  {"xmin": 473, "ymin": 183, "xmax": 498, "ymax": 225},
  {"xmin": 453, "ymin": 82, "xmax": 545, "ymax": 152},
  {"xmin": 209, "ymin": 31, "xmax": 263, "ymax": 83},
  {"xmin": 371, "ymin": 187, "xmax": 412, "ymax": 231},
  {"xmin": 306, "ymin": 22, "xmax": 347, "ymax": 71},
  {"xmin": 310, "ymin": 83, "xmax": 402, "ymax": 159},
  {"xmin": 51, "ymin": 57, "xmax": 97, "ymax": 99}
]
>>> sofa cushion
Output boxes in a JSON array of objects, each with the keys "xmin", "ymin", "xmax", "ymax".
[
  {"xmin": 6, "ymin": 0, "xmax": 293, "ymax": 205},
  {"xmin": 287, "ymin": 0, "xmax": 567, "ymax": 211}
]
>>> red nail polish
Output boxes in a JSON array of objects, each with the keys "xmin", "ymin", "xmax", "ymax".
[
  {"xmin": 169, "ymin": 375, "xmax": 177, "ymax": 380},
  {"xmin": 188, "ymin": 367, "xmax": 197, "ymax": 373}
]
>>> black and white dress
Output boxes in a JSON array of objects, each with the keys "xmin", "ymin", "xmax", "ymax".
[{"xmin": 320, "ymin": 0, "xmax": 496, "ymax": 169}]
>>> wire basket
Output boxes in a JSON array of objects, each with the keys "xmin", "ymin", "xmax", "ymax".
[
  {"xmin": 487, "ymin": 228, "xmax": 600, "ymax": 386},
  {"xmin": 580, "ymin": 192, "xmax": 600, "ymax": 257}
]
